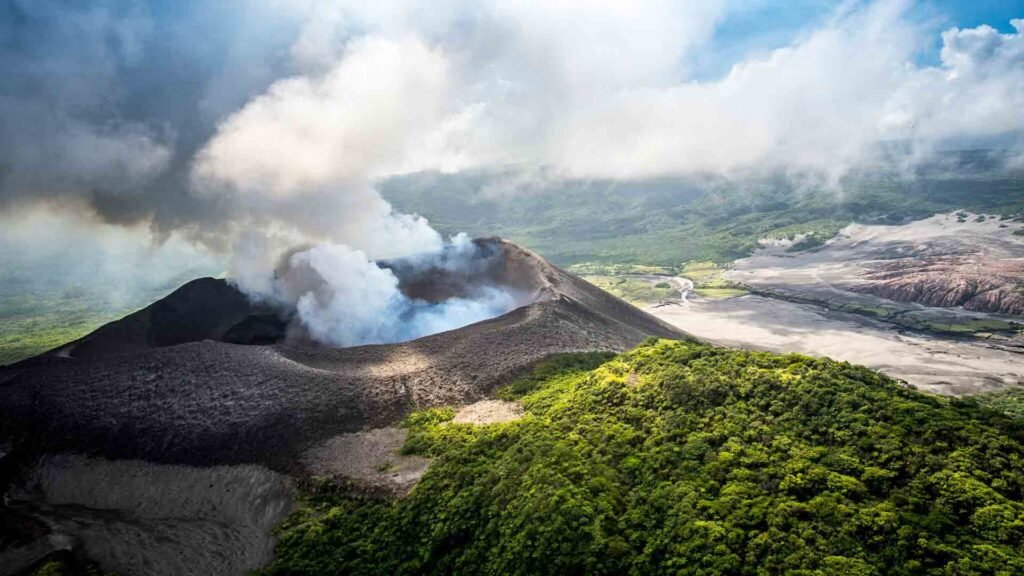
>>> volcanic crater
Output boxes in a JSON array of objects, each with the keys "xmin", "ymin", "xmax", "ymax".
[
  {"xmin": 0, "ymin": 238, "xmax": 688, "ymax": 467},
  {"xmin": 0, "ymin": 238, "xmax": 689, "ymax": 575}
]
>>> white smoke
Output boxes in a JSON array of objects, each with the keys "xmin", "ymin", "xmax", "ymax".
[
  {"xmin": 237, "ymin": 234, "xmax": 521, "ymax": 347},
  {"xmin": 188, "ymin": 28, "xmax": 533, "ymax": 347},
  {"xmin": 191, "ymin": 35, "xmax": 449, "ymax": 255}
]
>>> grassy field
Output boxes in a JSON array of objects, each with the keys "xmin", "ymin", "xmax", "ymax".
[
  {"xmin": 680, "ymin": 261, "xmax": 749, "ymax": 299},
  {"xmin": 578, "ymin": 275, "xmax": 677, "ymax": 304},
  {"xmin": 567, "ymin": 263, "xmax": 675, "ymax": 276},
  {"xmin": 696, "ymin": 287, "xmax": 749, "ymax": 299},
  {"xmin": 0, "ymin": 291, "xmax": 138, "ymax": 365}
]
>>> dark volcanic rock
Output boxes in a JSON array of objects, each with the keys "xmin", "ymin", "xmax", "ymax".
[
  {"xmin": 44, "ymin": 277, "xmax": 282, "ymax": 362},
  {"xmin": 0, "ymin": 239, "xmax": 691, "ymax": 470},
  {"xmin": 222, "ymin": 314, "xmax": 288, "ymax": 345},
  {"xmin": 146, "ymin": 278, "xmax": 256, "ymax": 347}
]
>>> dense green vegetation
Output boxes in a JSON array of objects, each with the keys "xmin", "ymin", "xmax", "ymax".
[
  {"xmin": 382, "ymin": 164, "xmax": 1024, "ymax": 267},
  {"xmin": 265, "ymin": 341, "xmax": 1024, "ymax": 576},
  {"xmin": 975, "ymin": 389, "xmax": 1024, "ymax": 422}
]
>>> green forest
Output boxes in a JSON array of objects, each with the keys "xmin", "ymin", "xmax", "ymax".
[
  {"xmin": 264, "ymin": 340, "xmax": 1024, "ymax": 576},
  {"xmin": 382, "ymin": 163, "xmax": 1024, "ymax": 267}
]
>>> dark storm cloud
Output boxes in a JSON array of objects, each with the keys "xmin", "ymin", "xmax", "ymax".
[{"xmin": 0, "ymin": 0, "xmax": 304, "ymax": 233}]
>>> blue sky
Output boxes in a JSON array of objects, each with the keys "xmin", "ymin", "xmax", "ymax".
[{"xmin": 696, "ymin": 0, "xmax": 1024, "ymax": 78}]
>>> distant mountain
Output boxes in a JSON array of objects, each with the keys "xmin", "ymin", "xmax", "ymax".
[{"xmin": 382, "ymin": 154, "xmax": 1024, "ymax": 267}]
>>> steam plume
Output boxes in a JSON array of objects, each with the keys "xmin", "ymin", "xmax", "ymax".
[{"xmin": 238, "ymin": 234, "xmax": 524, "ymax": 347}]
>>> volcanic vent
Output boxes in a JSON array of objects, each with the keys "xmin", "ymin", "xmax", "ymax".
[{"xmin": 0, "ymin": 238, "xmax": 690, "ymax": 468}]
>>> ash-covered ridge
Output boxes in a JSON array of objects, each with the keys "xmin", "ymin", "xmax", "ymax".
[
  {"xmin": 0, "ymin": 238, "xmax": 690, "ymax": 469},
  {"xmin": 849, "ymin": 253, "xmax": 1024, "ymax": 315}
]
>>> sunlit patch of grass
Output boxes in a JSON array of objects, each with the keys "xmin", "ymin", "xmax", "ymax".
[
  {"xmin": 0, "ymin": 293, "xmax": 139, "ymax": 365},
  {"xmin": 695, "ymin": 287, "xmax": 748, "ymax": 300},
  {"xmin": 922, "ymin": 318, "xmax": 1019, "ymax": 334},
  {"xmin": 580, "ymin": 275, "xmax": 677, "ymax": 304},
  {"xmin": 567, "ymin": 262, "xmax": 675, "ymax": 276}
]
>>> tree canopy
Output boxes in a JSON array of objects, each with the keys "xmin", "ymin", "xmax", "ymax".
[{"xmin": 265, "ymin": 340, "xmax": 1024, "ymax": 575}]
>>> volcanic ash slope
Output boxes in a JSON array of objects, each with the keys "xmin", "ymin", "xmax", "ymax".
[{"xmin": 0, "ymin": 238, "xmax": 689, "ymax": 469}]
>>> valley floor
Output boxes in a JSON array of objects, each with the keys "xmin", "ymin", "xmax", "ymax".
[
  {"xmin": 644, "ymin": 212, "xmax": 1024, "ymax": 396},
  {"xmin": 646, "ymin": 295, "xmax": 1022, "ymax": 396}
]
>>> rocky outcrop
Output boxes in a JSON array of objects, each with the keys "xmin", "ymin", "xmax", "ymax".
[
  {"xmin": 963, "ymin": 287, "xmax": 1024, "ymax": 315},
  {"xmin": 850, "ymin": 255, "xmax": 1024, "ymax": 316}
]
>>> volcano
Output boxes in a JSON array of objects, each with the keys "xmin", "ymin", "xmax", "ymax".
[
  {"xmin": 0, "ymin": 239, "xmax": 690, "ymax": 575},
  {"xmin": 0, "ymin": 239, "xmax": 688, "ymax": 468}
]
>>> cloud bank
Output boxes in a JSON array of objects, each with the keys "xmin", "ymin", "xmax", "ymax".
[{"xmin": 1, "ymin": 0, "xmax": 1022, "ymax": 269}]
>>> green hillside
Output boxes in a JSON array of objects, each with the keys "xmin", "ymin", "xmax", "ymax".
[
  {"xmin": 382, "ymin": 164, "xmax": 1024, "ymax": 267},
  {"xmin": 265, "ymin": 340, "xmax": 1024, "ymax": 576}
]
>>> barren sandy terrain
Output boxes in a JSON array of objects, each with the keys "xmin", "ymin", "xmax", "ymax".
[
  {"xmin": 301, "ymin": 427, "xmax": 430, "ymax": 496},
  {"xmin": 647, "ymin": 213, "xmax": 1024, "ymax": 395},
  {"xmin": 452, "ymin": 399, "xmax": 524, "ymax": 425},
  {"xmin": 648, "ymin": 293, "xmax": 1023, "ymax": 395},
  {"xmin": 730, "ymin": 212, "xmax": 1024, "ymax": 317}
]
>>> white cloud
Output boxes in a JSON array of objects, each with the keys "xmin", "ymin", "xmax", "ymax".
[
  {"xmin": 552, "ymin": 0, "xmax": 923, "ymax": 178},
  {"xmin": 194, "ymin": 36, "xmax": 450, "ymax": 198},
  {"xmin": 191, "ymin": 0, "xmax": 1024, "ymax": 254},
  {"xmin": 0, "ymin": 207, "xmax": 222, "ymax": 308},
  {"xmin": 885, "ymin": 18, "xmax": 1024, "ymax": 141},
  {"xmin": 192, "ymin": 35, "xmax": 447, "ymax": 258}
]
